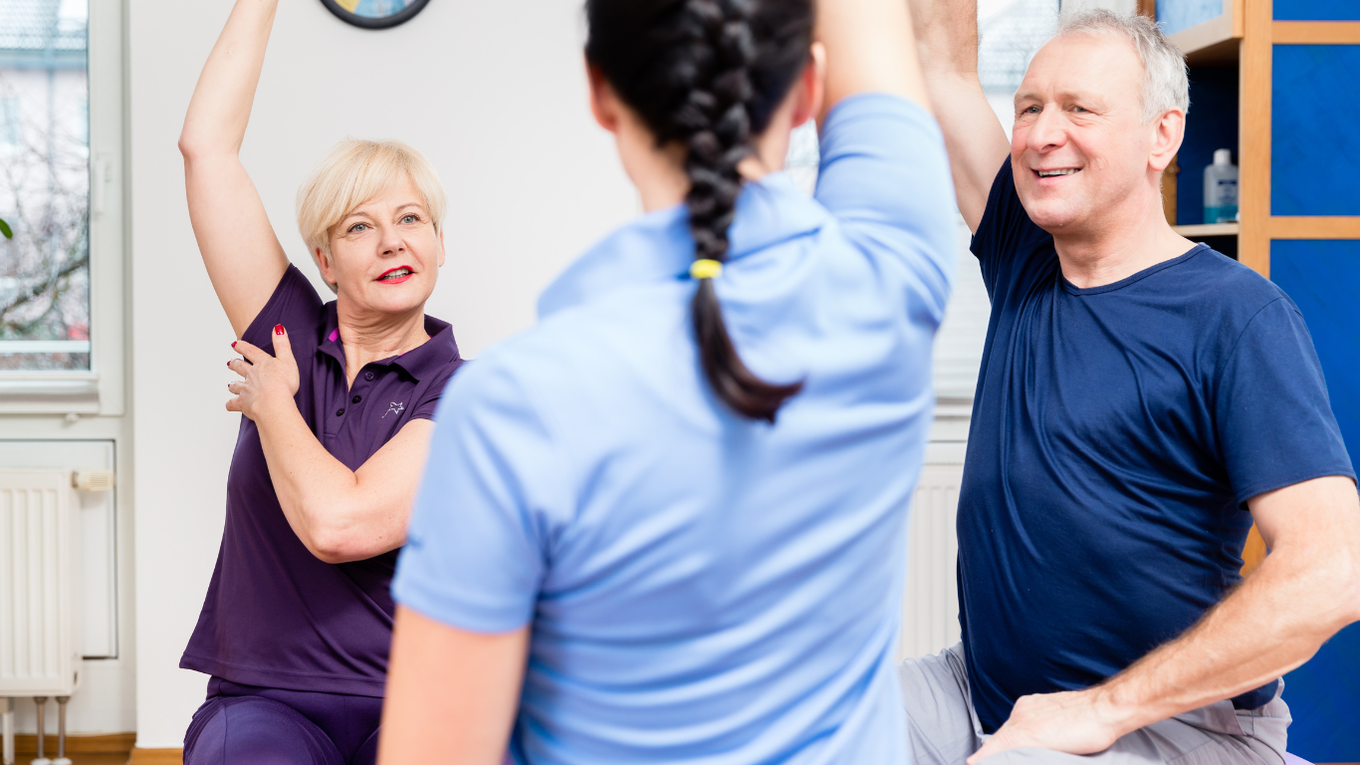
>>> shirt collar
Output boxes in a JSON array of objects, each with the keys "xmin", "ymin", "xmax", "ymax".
[
  {"xmin": 319, "ymin": 302, "xmax": 462, "ymax": 382},
  {"xmin": 538, "ymin": 172, "xmax": 829, "ymax": 319}
]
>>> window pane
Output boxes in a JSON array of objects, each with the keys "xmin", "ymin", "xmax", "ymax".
[
  {"xmin": 0, "ymin": 0, "xmax": 91, "ymax": 372},
  {"xmin": 979, "ymin": 0, "xmax": 1059, "ymax": 94}
]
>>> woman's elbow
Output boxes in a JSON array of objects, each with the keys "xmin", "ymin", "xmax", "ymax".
[
  {"xmin": 178, "ymin": 131, "xmax": 231, "ymax": 163},
  {"xmin": 178, "ymin": 131, "xmax": 205, "ymax": 161},
  {"xmin": 307, "ymin": 525, "xmax": 402, "ymax": 565},
  {"xmin": 306, "ymin": 526, "xmax": 358, "ymax": 565}
]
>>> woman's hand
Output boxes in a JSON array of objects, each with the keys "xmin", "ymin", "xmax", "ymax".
[{"xmin": 227, "ymin": 324, "xmax": 300, "ymax": 421}]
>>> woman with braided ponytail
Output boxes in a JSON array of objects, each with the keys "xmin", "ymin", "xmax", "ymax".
[{"xmin": 381, "ymin": 0, "xmax": 955, "ymax": 761}]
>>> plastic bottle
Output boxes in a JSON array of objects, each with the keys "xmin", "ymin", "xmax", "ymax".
[{"xmin": 1203, "ymin": 148, "xmax": 1238, "ymax": 224}]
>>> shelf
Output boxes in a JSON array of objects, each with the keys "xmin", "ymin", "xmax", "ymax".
[
  {"xmin": 1174, "ymin": 223, "xmax": 1239, "ymax": 237},
  {"xmin": 1167, "ymin": 6, "xmax": 1241, "ymax": 66},
  {"xmin": 1181, "ymin": 36, "xmax": 1240, "ymax": 66}
]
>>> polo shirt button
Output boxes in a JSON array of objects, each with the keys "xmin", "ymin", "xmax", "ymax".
[
  {"xmin": 336, "ymin": 408, "xmax": 345, "ymax": 417},
  {"xmin": 364, "ymin": 371, "xmax": 375, "ymax": 381},
  {"xmin": 352, "ymin": 395, "xmax": 361, "ymax": 404}
]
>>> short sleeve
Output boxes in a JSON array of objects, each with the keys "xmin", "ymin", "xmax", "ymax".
[
  {"xmin": 392, "ymin": 356, "xmax": 569, "ymax": 633},
  {"xmin": 969, "ymin": 160, "xmax": 1056, "ymax": 300},
  {"xmin": 1214, "ymin": 298, "xmax": 1355, "ymax": 506},
  {"xmin": 815, "ymin": 93, "xmax": 957, "ymax": 317},
  {"xmin": 241, "ymin": 264, "xmax": 325, "ymax": 348},
  {"xmin": 408, "ymin": 358, "xmax": 465, "ymax": 422}
]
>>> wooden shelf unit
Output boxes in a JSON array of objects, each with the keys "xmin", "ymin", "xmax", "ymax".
[{"xmin": 1167, "ymin": 0, "xmax": 1245, "ymax": 64}]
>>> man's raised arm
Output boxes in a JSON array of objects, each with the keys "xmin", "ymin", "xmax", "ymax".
[{"xmin": 907, "ymin": 0, "xmax": 1010, "ymax": 232}]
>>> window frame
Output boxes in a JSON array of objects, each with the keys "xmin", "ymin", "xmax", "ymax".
[{"xmin": 0, "ymin": 0, "xmax": 125, "ymax": 416}]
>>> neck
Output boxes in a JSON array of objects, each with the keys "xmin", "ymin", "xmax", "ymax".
[
  {"xmin": 634, "ymin": 116, "xmax": 795, "ymax": 213},
  {"xmin": 1052, "ymin": 183, "xmax": 1196, "ymax": 289},
  {"xmin": 334, "ymin": 299, "xmax": 430, "ymax": 381}
]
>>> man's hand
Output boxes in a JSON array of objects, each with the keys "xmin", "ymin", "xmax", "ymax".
[
  {"xmin": 967, "ymin": 688, "xmax": 1130, "ymax": 764},
  {"xmin": 226, "ymin": 325, "xmax": 300, "ymax": 422}
]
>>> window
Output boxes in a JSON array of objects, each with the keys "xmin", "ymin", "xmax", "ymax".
[
  {"xmin": 979, "ymin": 0, "xmax": 1060, "ymax": 95},
  {"xmin": 0, "ymin": 0, "xmax": 90, "ymax": 372},
  {"xmin": 0, "ymin": 96, "xmax": 20, "ymax": 148},
  {"xmin": 928, "ymin": 0, "xmax": 1060, "ymax": 410},
  {"xmin": 0, "ymin": 0, "xmax": 124, "ymax": 414}
]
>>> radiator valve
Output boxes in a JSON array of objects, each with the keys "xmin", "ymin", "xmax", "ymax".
[{"xmin": 72, "ymin": 470, "xmax": 115, "ymax": 493}]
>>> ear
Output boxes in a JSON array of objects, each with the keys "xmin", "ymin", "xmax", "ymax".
[
  {"xmin": 1149, "ymin": 108, "xmax": 1186, "ymax": 173},
  {"xmin": 586, "ymin": 59, "xmax": 622, "ymax": 134},
  {"xmin": 436, "ymin": 226, "xmax": 446, "ymax": 269},
  {"xmin": 315, "ymin": 246, "xmax": 336, "ymax": 284},
  {"xmin": 792, "ymin": 43, "xmax": 828, "ymax": 129}
]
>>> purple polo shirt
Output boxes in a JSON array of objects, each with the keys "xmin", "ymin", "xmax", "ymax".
[{"xmin": 182, "ymin": 265, "xmax": 463, "ymax": 696}]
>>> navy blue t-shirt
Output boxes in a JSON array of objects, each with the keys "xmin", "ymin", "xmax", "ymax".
[{"xmin": 958, "ymin": 161, "xmax": 1355, "ymax": 732}]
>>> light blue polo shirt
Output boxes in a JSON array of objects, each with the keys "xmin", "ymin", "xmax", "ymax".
[{"xmin": 394, "ymin": 94, "xmax": 955, "ymax": 765}]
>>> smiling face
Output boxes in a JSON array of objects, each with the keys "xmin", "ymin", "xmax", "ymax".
[
  {"xmin": 1011, "ymin": 33, "xmax": 1160, "ymax": 236},
  {"xmin": 315, "ymin": 174, "xmax": 445, "ymax": 318}
]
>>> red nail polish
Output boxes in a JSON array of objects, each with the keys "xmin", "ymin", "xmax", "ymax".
[
  {"xmin": 274, "ymin": 324, "xmax": 284, "ymax": 336},
  {"xmin": 231, "ymin": 341, "xmax": 237, "ymax": 348}
]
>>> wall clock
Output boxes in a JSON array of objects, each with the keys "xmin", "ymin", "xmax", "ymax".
[{"xmin": 320, "ymin": 0, "xmax": 431, "ymax": 29}]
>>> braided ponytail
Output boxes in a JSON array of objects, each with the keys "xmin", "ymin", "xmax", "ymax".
[{"xmin": 586, "ymin": 0, "xmax": 813, "ymax": 423}]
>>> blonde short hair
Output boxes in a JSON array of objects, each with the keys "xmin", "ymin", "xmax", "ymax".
[{"xmin": 296, "ymin": 139, "xmax": 448, "ymax": 293}]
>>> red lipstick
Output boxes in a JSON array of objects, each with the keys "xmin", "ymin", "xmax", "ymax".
[{"xmin": 377, "ymin": 266, "xmax": 415, "ymax": 285}]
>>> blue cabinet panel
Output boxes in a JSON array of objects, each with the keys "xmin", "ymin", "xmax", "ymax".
[
  {"xmin": 1157, "ymin": 0, "xmax": 1223, "ymax": 35},
  {"xmin": 1273, "ymin": 242, "xmax": 1360, "ymax": 763},
  {"xmin": 1274, "ymin": 0, "xmax": 1360, "ymax": 21},
  {"xmin": 1272, "ymin": 46, "xmax": 1360, "ymax": 216},
  {"xmin": 1281, "ymin": 623, "xmax": 1360, "ymax": 762},
  {"xmin": 1178, "ymin": 66, "xmax": 1239, "ymax": 226},
  {"xmin": 1270, "ymin": 240, "xmax": 1360, "ymax": 460}
]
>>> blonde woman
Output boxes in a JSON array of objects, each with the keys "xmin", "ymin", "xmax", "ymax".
[{"xmin": 176, "ymin": 1, "xmax": 462, "ymax": 762}]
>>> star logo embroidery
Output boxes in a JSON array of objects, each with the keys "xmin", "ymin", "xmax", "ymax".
[{"xmin": 384, "ymin": 401, "xmax": 406, "ymax": 419}]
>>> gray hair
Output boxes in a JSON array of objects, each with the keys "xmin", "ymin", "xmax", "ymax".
[{"xmin": 1053, "ymin": 9, "xmax": 1190, "ymax": 123}]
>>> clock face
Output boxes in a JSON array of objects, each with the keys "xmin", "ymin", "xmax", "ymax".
[{"xmin": 320, "ymin": 0, "xmax": 431, "ymax": 29}]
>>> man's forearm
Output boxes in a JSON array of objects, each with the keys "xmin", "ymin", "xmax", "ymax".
[
  {"xmin": 907, "ymin": 0, "xmax": 980, "ymax": 79},
  {"xmin": 1093, "ymin": 541, "xmax": 1360, "ymax": 734},
  {"xmin": 971, "ymin": 478, "xmax": 1360, "ymax": 764},
  {"xmin": 901, "ymin": 0, "xmax": 1008, "ymax": 231}
]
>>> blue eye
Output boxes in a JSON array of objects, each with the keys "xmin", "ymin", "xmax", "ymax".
[
  {"xmin": 401, "ymin": 214, "xmax": 419, "ymax": 224},
  {"xmin": 349, "ymin": 222, "xmax": 369, "ymax": 233}
]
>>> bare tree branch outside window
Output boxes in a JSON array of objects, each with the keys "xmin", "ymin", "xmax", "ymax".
[{"xmin": 0, "ymin": 0, "xmax": 91, "ymax": 372}]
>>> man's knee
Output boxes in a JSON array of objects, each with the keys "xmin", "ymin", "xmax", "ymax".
[{"xmin": 185, "ymin": 696, "xmax": 344, "ymax": 765}]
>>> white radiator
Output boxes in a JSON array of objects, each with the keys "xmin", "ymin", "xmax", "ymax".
[
  {"xmin": 0, "ymin": 470, "xmax": 82, "ymax": 698},
  {"xmin": 899, "ymin": 446, "xmax": 965, "ymax": 661}
]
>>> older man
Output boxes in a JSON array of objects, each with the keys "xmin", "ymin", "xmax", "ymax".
[{"xmin": 899, "ymin": 5, "xmax": 1360, "ymax": 764}]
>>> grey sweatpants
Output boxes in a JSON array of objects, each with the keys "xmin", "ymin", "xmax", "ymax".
[{"xmin": 898, "ymin": 644, "xmax": 1291, "ymax": 765}]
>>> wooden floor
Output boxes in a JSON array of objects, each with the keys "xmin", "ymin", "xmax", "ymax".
[{"xmin": 13, "ymin": 732, "xmax": 136, "ymax": 764}]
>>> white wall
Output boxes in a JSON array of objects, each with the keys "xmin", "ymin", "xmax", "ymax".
[{"xmin": 128, "ymin": 0, "xmax": 637, "ymax": 748}]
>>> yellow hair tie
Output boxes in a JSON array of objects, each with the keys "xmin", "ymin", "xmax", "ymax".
[{"xmin": 690, "ymin": 259, "xmax": 723, "ymax": 280}]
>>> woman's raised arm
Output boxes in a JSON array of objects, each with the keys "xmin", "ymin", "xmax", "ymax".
[
  {"xmin": 180, "ymin": 0, "xmax": 290, "ymax": 338},
  {"xmin": 815, "ymin": 0, "xmax": 929, "ymax": 119}
]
